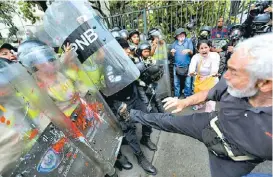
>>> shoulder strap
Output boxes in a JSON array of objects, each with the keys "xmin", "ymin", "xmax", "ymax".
[{"xmin": 197, "ymin": 56, "xmax": 204, "ymax": 75}]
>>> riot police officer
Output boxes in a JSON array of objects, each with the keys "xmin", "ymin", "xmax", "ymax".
[
  {"xmin": 119, "ymin": 29, "xmax": 129, "ymax": 41},
  {"xmin": 135, "ymin": 42, "xmax": 165, "ymax": 113},
  {"xmin": 128, "ymin": 30, "xmax": 140, "ymax": 49},
  {"xmin": 103, "ymin": 37, "xmax": 158, "ymax": 175},
  {"xmin": 199, "ymin": 26, "xmax": 212, "ymax": 40}
]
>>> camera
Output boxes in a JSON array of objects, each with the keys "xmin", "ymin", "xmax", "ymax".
[
  {"xmin": 241, "ymin": 1, "xmax": 272, "ymax": 37},
  {"xmin": 250, "ymin": 1, "xmax": 271, "ymax": 16}
]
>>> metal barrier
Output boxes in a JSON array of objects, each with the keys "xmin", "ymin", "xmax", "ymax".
[{"xmin": 102, "ymin": 0, "xmax": 252, "ymax": 43}]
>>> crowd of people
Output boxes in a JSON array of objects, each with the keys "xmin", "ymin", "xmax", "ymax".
[{"xmin": 0, "ymin": 2, "xmax": 272, "ymax": 177}]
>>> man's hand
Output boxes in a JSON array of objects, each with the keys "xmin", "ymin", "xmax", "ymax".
[
  {"xmin": 152, "ymin": 38, "xmax": 159, "ymax": 46},
  {"xmin": 64, "ymin": 42, "xmax": 72, "ymax": 53},
  {"xmin": 170, "ymin": 49, "xmax": 176, "ymax": 56},
  {"xmin": 227, "ymin": 46, "xmax": 234, "ymax": 53},
  {"xmin": 163, "ymin": 90, "xmax": 210, "ymax": 113},
  {"xmin": 162, "ymin": 97, "xmax": 190, "ymax": 113},
  {"xmin": 188, "ymin": 72, "xmax": 197, "ymax": 77},
  {"xmin": 171, "ymin": 49, "xmax": 176, "ymax": 53},
  {"xmin": 264, "ymin": 7, "xmax": 272, "ymax": 13},
  {"xmin": 181, "ymin": 49, "xmax": 191, "ymax": 55}
]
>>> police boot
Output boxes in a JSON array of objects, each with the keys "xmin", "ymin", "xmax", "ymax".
[
  {"xmin": 135, "ymin": 152, "xmax": 157, "ymax": 175},
  {"xmin": 114, "ymin": 152, "xmax": 133, "ymax": 171},
  {"xmin": 140, "ymin": 135, "xmax": 157, "ymax": 151}
]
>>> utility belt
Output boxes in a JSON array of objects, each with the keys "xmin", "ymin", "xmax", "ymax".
[{"xmin": 202, "ymin": 116, "xmax": 260, "ymax": 162}]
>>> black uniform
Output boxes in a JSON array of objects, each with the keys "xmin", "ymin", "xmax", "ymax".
[{"xmin": 103, "ymin": 81, "xmax": 152, "ymax": 154}]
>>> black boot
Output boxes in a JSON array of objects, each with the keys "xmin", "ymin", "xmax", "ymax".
[
  {"xmin": 140, "ymin": 136, "xmax": 157, "ymax": 151},
  {"xmin": 135, "ymin": 152, "xmax": 157, "ymax": 175},
  {"xmin": 114, "ymin": 152, "xmax": 133, "ymax": 171}
]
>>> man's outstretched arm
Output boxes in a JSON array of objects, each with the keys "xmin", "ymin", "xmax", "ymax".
[
  {"xmin": 163, "ymin": 90, "xmax": 209, "ymax": 113},
  {"xmin": 128, "ymin": 109, "xmax": 212, "ymax": 141},
  {"xmin": 163, "ymin": 77, "xmax": 227, "ymax": 113}
]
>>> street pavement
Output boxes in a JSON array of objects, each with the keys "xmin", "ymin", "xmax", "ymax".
[{"xmin": 117, "ymin": 106, "xmax": 272, "ymax": 177}]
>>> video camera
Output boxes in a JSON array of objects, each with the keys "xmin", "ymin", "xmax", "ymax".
[
  {"xmin": 240, "ymin": 1, "xmax": 272, "ymax": 38},
  {"xmin": 250, "ymin": 1, "xmax": 271, "ymax": 16}
]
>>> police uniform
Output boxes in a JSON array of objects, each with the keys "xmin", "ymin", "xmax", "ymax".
[
  {"xmin": 127, "ymin": 78, "xmax": 272, "ymax": 177},
  {"xmin": 102, "ymin": 37, "xmax": 157, "ymax": 175},
  {"xmin": 135, "ymin": 56, "xmax": 164, "ymax": 113},
  {"xmin": 103, "ymin": 81, "xmax": 154, "ymax": 150}
]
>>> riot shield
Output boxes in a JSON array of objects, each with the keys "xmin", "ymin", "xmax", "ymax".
[
  {"xmin": 16, "ymin": 41, "xmax": 123, "ymax": 176},
  {"xmin": 38, "ymin": 0, "xmax": 140, "ymax": 96},
  {"xmin": 151, "ymin": 39, "xmax": 172, "ymax": 99},
  {"xmin": 0, "ymin": 62, "xmax": 48, "ymax": 176},
  {"xmin": 0, "ymin": 62, "xmax": 105, "ymax": 177}
]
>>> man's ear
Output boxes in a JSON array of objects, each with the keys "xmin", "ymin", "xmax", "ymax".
[{"xmin": 257, "ymin": 80, "xmax": 272, "ymax": 93}]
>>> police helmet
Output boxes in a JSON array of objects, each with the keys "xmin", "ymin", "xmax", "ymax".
[
  {"xmin": 119, "ymin": 29, "xmax": 129, "ymax": 40},
  {"xmin": 111, "ymin": 30, "xmax": 121, "ymax": 39},
  {"xmin": 147, "ymin": 28, "xmax": 162, "ymax": 40},
  {"xmin": 140, "ymin": 64, "xmax": 164, "ymax": 84},
  {"xmin": 128, "ymin": 30, "xmax": 140, "ymax": 39},
  {"xmin": 18, "ymin": 39, "xmax": 57, "ymax": 72},
  {"xmin": 136, "ymin": 42, "xmax": 151, "ymax": 57},
  {"xmin": 199, "ymin": 26, "xmax": 212, "ymax": 39},
  {"xmin": 111, "ymin": 26, "xmax": 121, "ymax": 32},
  {"xmin": 139, "ymin": 33, "xmax": 147, "ymax": 41}
]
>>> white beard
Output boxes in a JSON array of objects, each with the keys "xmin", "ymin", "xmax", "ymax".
[{"xmin": 226, "ymin": 79, "xmax": 258, "ymax": 98}]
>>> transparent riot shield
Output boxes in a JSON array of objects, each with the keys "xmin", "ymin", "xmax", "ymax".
[
  {"xmin": 151, "ymin": 39, "xmax": 172, "ymax": 99},
  {"xmin": 0, "ymin": 62, "xmax": 48, "ymax": 176},
  {"xmin": 16, "ymin": 41, "xmax": 123, "ymax": 176},
  {"xmin": 38, "ymin": 0, "xmax": 140, "ymax": 96},
  {"xmin": 0, "ymin": 62, "xmax": 106, "ymax": 177}
]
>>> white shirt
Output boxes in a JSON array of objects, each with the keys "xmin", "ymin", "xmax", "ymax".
[{"xmin": 188, "ymin": 52, "xmax": 220, "ymax": 76}]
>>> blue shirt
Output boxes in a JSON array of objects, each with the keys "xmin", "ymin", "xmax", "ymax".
[{"xmin": 171, "ymin": 38, "xmax": 193, "ymax": 67}]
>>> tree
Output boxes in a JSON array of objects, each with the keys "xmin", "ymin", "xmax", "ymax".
[
  {"xmin": 17, "ymin": 0, "xmax": 111, "ymax": 27},
  {"xmin": 88, "ymin": 0, "xmax": 111, "ymax": 26},
  {"xmin": 0, "ymin": 2, "xmax": 19, "ymax": 41},
  {"xmin": 0, "ymin": 2, "xmax": 16, "ymax": 27},
  {"xmin": 17, "ymin": 1, "xmax": 42, "ymax": 24},
  {"xmin": 106, "ymin": 0, "xmax": 253, "ymax": 43}
]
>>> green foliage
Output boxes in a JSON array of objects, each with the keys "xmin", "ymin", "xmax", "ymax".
[
  {"xmin": 0, "ymin": 2, "xmax": 16, "ymax": 27},
  {"xmin": 8, "ymin": 25, "xmax": 18, "ymax": 38},
  {"xmin": 18, "ymin": 1, "xmax": 40, "ymax": 24},
  {"xmin": 0, "ymin": 2, "xmax": 19, "ymax": 40},
  {"xmin": 108, "ymin": 0, "xmax": 253, "ymax": 43}
]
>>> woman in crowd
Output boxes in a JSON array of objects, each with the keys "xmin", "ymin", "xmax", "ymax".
[{"xmin": 188, "ymin": 40, "xmax": 220, "ymax": 111}]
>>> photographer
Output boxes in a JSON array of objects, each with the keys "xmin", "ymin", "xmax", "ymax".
[
  {"xmin": 221, "ymin": 1, "xmax": 272, "ymax": 64},
  {"xmin": 241, "ymin": 1, "xmax": 272, "ymax": 38}
]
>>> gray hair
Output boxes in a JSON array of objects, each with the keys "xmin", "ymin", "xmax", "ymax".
[{"xmin": 235, "ymin": 33, "xmax": 273, "ymax": 80}]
